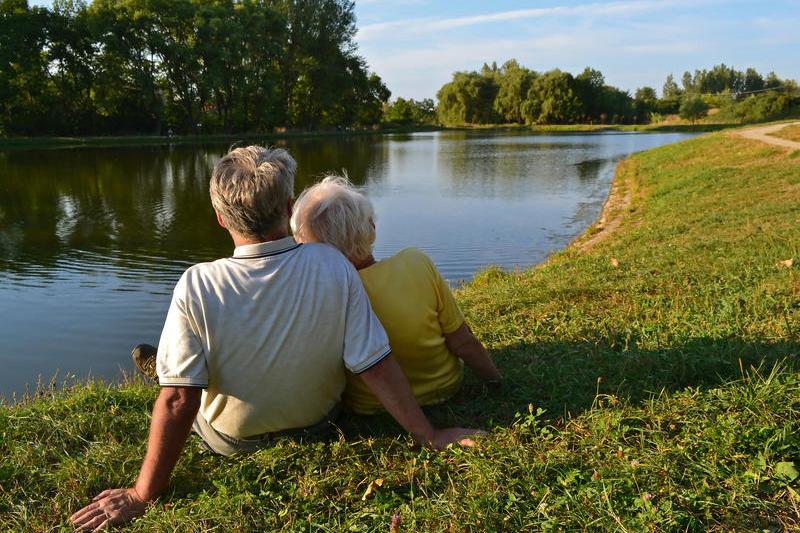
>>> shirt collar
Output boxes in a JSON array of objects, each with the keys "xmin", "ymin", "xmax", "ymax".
[{"xmin": 232, "ymin": 236, "xmax": 301, "ymax": 259}]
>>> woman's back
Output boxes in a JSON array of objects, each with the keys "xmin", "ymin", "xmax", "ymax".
[{"xmin": 344, "ymin": 248, "xmax": 464, "ymax": 414}]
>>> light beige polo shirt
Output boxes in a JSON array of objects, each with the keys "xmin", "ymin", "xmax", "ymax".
[{"xmin": 156, "ymin": 237, "xmax": 391, "ymax": 438}]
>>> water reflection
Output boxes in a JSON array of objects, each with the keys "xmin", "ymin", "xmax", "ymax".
[{"xmin": 0, "ymin": 131, "xmax": 694, "ymax": 397}]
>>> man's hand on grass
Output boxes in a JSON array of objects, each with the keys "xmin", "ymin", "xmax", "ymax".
[
  {"xmin": 70, "ymin": 488, "xmax": 148, "ymax": 531},
  {"xmin": 429, "ymin": 427, "xmax": 486, "ymax": 449}
]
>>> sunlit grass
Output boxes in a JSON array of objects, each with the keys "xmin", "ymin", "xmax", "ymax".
[
  {"xmin": 770, "ymin": 124, "xmax": 800, "ymax": 143},
  {"xmin": 2, "ymin": 129, "xmax": 799, "ymax": 531}
]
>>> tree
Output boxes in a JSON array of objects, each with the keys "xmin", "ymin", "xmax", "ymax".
[
  {"xmin": 679, "ymin": 96, "xmax": 709, "ymax": 123},
  {"xmin": 662, "ymin": 74, "xmax": 681, "ymax": 98},
  {"xmin": 574, "ymin": 67, "xmax": 604, "ymax": 122},
  {"xmin": 384, "ymin": 97, "xmax": 434, "ymax": 125},
  {"xmin": 436, "ymin": 71, "xmax": 499, "ymax": 125},
  {"xmin": 0, "ymin": 0, "xmax": 51, "ymax": 135},
  {"xmin": 523, "ymin": 69, "xmax": 580, "ymax": 124},
  {"xmin": 493, "ymin": 59, "xmax": 535, "ymax": 124},
  {"xmin": 742, "ymin": 68, "xmax": 764, "ymax": 94}
]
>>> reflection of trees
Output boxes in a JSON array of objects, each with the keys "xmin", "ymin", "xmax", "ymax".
[
  {"xmin": 574, "ymin": 158, "xmax": 615, "ymax": 181},
  {"xmin": 283, "ymin": 135, "xmax": 383, "ymax": 188},
  {"xmin": 437, "ymin": 132, "xmax": 599, "ymax": 198},
  {"xmin": 0, "ymin": 147, "xmax": 221, "ymax": 275},
  {"xmin": 0, "ymin": 138, "xmax": 385, "ymax": 276}
]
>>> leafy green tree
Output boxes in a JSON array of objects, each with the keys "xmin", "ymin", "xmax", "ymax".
[
  {"xmin": 46, "ymin": 0, "xmax": 96, "ymax": 134},
  {"xmin": 0, "ymin": 0, "xmax": 51, "ymax": 135},
  {"xmin": 574, "ymin": 67, "xmax": 604, "ymax": 122},
  {"xmin": 679, "ymin": 95, "xmax": 709, "ymax": 123},
  {"xmin": 436, "ymin": 71, "xmax": 499, "ymax": 125},
  {"xmin": 681, "ymin": 71, "xmax": 695, "ymax": 93},
  {"xmin": 384, "ymin": 97, "xmax": 415, "ymax": 124},
  {"xmin": 384, "ymin": 97, "xmax": 434, "ymax": 125},
  {"xmin": 662, "ymin": 74, "xmax": 681, "ymax": 99},
  {"xmin": 523, "ymin": 69, "xmax": 580, "ymax": 124},
  {"xmin": 493, "ymin": 59, "xmax": 535, "ymax": 124},
  {"xmin": 635, "ymin": 87, "xmax": 657, "ymax": 107},
  {"xmin": 742, "ymin": 68, "xmax": 764, "ymax": 93},
  {"xmin": 85, "ymin": 0, "xmax": 164, "ymax": 133}
]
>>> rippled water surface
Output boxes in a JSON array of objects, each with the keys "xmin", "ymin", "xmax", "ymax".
[{"xmin": 0, "ymin": 130, "xmax": 694, "ymax": 397}]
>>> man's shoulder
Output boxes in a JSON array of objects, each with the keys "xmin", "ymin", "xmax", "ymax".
[
  {"xmin": 181, "ymin": 257, "xmax": 230, "ymax": 278},
  {"xmin": 296, "ymin": 242, "xmax": 349, "ymax": 261},
  {"xmin": 176, "ymin": 244, "xmax": 352, "ymax": 293}
]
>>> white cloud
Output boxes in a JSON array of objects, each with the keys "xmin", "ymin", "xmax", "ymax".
[{"xmin": 357, "ymin": 0, "xmax": 701, "ymax": 41}]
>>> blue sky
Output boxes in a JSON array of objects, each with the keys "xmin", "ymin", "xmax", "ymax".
[
  {"xmin": 31, "ymin": 0, "xmax": 800, "ymax": 100},
  {"xmin": 354, "ymin": 0, "xmax": 799, "ymax": 99}
]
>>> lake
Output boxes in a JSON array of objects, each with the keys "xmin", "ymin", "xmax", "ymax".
[{"xmin": 0, "ymin": 130, "xmax": 694, "ymax": 398}]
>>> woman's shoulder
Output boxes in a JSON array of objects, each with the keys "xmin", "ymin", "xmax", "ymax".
[
  {"xmin": 393, "ymin": 247, "xmax": 432, "ymax": 264},
  {"xmin": 389, "ymin": 248, "xmax": 444, "ymax": 281}
]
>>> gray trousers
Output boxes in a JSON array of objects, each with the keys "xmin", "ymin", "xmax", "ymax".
[{"xmin": 192, "ymin": 403, "xmax": 342, "ymax": 456}]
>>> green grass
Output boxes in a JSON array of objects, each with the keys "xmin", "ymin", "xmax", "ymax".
[
  {"xmin": 2, "ymin": 129, "xmax": 800, "ymax": 531},
  {"xmin": 770, "ymin": 124, "xmax": 800, "ymax": 143}
]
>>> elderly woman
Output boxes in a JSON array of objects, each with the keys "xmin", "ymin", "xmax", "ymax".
[{"xmin": 290, "ymin": 176, "xmax": 502, "ymax": 415}]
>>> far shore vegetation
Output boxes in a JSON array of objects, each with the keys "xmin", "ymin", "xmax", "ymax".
[
  {"xmin": 2, "ymin": 1, "xmax": 798, "ymax": 143},
  {"xmin": 2, "ymin": 124, "xmax": 799, "ymax": 530}
]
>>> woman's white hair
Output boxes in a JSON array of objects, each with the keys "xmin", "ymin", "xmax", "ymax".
[{"xmin": 290, "ymin": 175, "xmax": 375, "ymax": 261}]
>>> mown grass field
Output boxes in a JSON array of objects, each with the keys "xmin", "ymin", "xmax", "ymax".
[
  {"xmin": 1, "ymin": 129, "xmax": 799, "ymax": 531},
  {"xmin": 770, "ymin": 124, "xmax": 800, "ymax": 143}
]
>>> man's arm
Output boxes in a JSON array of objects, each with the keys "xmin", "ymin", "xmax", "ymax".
[
  {"xmin": 358, "ymin": 354, "xmax": 482, "ymax": 449},
  {"xmin": 70, "ymin": 386, "xmax": 201, "ymax": 530},
  {"xmin": 444, "ymin": 323, "xmax": 502, "ymax": 381}
]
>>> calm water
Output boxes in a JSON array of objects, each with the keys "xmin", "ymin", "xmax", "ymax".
[{"xmin": 0, "ymin": 130, "xmax": 694, "ymax": 398}]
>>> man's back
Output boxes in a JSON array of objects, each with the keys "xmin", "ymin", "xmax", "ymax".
[{"xmin": 157, "ymin": 237, "xmax": 390, "ymax": 438}]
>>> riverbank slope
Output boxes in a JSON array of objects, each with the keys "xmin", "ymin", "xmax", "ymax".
[{"xmin": 2, "ymin": 127, "xmax": 799, "ymax": 531}]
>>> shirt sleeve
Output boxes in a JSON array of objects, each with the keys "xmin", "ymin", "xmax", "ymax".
[
  {"xmin": 342, "ymin": 262, "xmax": 392, "ymax": 374},
  {"xmin": 424, "ymin": 252, "xmax": 465, "ymax": 334},
  {"xmin": 156, "ymin": 272, "xmax": 209, "ymax": 388}
]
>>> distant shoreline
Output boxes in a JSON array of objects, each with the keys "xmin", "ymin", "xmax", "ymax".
[{"xmin": 0, "ymin": 122, "xmax": 749, "ymax": 150}]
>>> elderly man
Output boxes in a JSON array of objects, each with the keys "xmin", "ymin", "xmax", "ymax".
[{"xmin": 70, "ymin": 146, "xmax": 479, "ymax": 530}]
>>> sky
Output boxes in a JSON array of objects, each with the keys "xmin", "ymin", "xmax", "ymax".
[
  {"xmin": 354, "ymin": 0, "xmax": 800, "ymax": 100},
  {"xmin": 30, "ymin": 0, "xmax": 800, "ymax": 100}
]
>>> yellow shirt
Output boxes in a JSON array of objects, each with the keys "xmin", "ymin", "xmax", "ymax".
[{"xmin": 345, "ymin": 248, "xmax": 465, "ymax": 414}]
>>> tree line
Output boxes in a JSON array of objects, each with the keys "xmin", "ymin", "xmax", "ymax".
[
  {"xmin": 0, "ymin": 0, "xmax": 389, "ymax": 136},
  {"xmin": 434, "ymin": 60, "xmax": 798, "ymax": 126}
]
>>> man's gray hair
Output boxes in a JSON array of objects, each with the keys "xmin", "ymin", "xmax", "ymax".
[
  {"xmin": 290, "ymin": 175, "xmax": 375, "ymax": 261},
  {"xmin": 210, "ymin": 146, "xmax": 297, "ymax": 239}
]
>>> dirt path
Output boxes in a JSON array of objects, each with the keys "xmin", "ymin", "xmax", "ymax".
[
  {"xmin": 733, "ymin": 121, "xmax": 800, "ymax": 150},
  {"xmin": 573, "ymin": 160, "xmax": 635, "ymax": 253}
]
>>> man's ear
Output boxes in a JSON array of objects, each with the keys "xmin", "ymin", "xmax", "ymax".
[{"xmin": 215, "ymin": 210, "xmax": 226, "ymax": 229}]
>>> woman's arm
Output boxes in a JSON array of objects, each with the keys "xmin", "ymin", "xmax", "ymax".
[{"xmin": 444, "ymin": 323, "xmax": 502, "ymax": 381}]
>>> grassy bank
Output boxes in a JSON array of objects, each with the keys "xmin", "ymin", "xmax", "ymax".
[
  {"xmin": 2, "ymin": 129, "xmax": 800, "ymax": 531},
  {"xmin": 770, "ymin": 124, "xmax": 800, "ymax": 143}
]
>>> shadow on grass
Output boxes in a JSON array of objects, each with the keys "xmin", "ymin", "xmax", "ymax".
[
  {"xmin": 151, "ymin": 335, "xmax": 800, "ymax": 503},
  {"xmin": 339, "ymin": 335, "xmax": 800, "ymax": 437}
]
